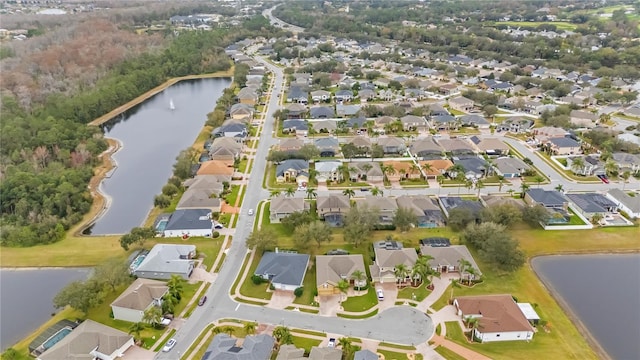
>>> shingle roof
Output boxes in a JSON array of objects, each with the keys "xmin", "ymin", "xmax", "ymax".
[
  {"xmin": 566, "ymin": 193, "xmax": 616, "ymax": 213},
  {"xmin": 276, "ymin": 345, "xmax": 305, "ymax": 360},
  {"xmin": 455, "ymin": 294, "xmax": 534, "ymax": 333},
  {"xmin": 276, "ymin": 159, "xmax": 309, "ymax": 177},
  {"xmin": 494, "ymin": 157, "xmax": 529, "ymax": 175},
  {"xmin": 270, "ymin": 196, "xmax": 306, "ymax": 214},
  {"xmin": 255, "ymin": 252, "xmax": 310, "ymax": 287},
  {"xmin": 420, "ymin": 245, "xmax": 482, "ymax": 275},
  {"xmin": 176, "ymin": 189, "xmax": 221, "ymax": 210},
  {"xmin": 315, "ymin": 255, "xmax": 366, "ymax": 287},
  {"xmin": 549, "ymin": 137, "xmax": 580, "ymax": 148},
  {"xmin": 38, "ymin": 320, "xmax": 132, "ymax": 360},
  {"xmin": 111, "ymin": 278, "xmax": 168, "ymax": 311},
  {"xmin": 165, "ymin": 209, "xmax": 214, "ymax": 231},
  {"xmin": 607, "ymin": 188, "xmax": 640, "ymax": 213},
  {"xmin": 374, "ymin": 248, "xmax": 418, "ymax": 268},
  {"xmin": 526, "ymin": 189, "xmax": 567, "ymax": 207},
  {"xmin": 354, "ymin": 350, "xmax": 378, "ymax": 360},
  {"xmin": 317, "ymin": 195, "xmax": 351, "ymax": 210},
  {"xmin": 135, "ymin": 244, "xmax": 196, "ymax": 275},
  {"xmin": 202, "ymin": 334, "xmax": 275, "ymax": 360},
  {"xmin": 308, "ymin": 347, "xmax": 342, "ymax": 360}
]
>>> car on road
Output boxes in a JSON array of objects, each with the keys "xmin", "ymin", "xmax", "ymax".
[
  {"xmin": 160, "ymin": 317, "xmax": 171, "ymax": 326},
  {"xmin": 198, "ymin": 296, "xmax": 207, "ymax": 306},
  {"xmin": 163, "ymin": 338, "xmax": 177, "ymax": 352},
  {"xmin": 377, "ymin": 289, "xmax": 384, "ymax": 301},
  {"xmin": 248, "ymin": 209, "xmax": 254, "ymax": 216},
  {"xmin": 597, "ymin": 174, "xmax": 610, "ymax": 184},
  {"xmin": 327, "ymin": 338, "xmax": 336, "ymax": 347}
]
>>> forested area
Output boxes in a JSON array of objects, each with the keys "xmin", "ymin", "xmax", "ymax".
[{"xmin": 0, "ymin": 12, "xmax": 275, "ymax": 247}]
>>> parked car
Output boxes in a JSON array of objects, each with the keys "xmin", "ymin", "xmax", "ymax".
[
  {"xmin": 160, "ymin": 317, "xmax": 171, "ymax": 326},
  {"xmin": 597, "ymin": 174, "xmax": 610, "ymax": 184},
  {"xmin": 248, "ymin": 209, "xmax": 254, "ymax": 216},
  {"xmin": 198, "ymin": 296, "xmax": 207, "ymax": 306},
  {"xmin": 328, "ymin": 338, "xmax": 336, "ymax": 347},
  {"xmin": 376, "ymin": 289, "xmax": 384, "ymax": 301},
  {"xmin": 163, "ymin": 339, "xmax": 177, "ymax": 352}
]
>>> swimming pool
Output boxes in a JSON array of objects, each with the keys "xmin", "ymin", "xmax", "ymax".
[
  {"xmin": 155, "ymin": 219, "xmax": 168, "ymax": 232},
  {"xmin": 42, "ymin": 327, "xmax": 72, "ymax": 350},
  {"xmin": 130, "ymin": 255, "xmax": 146, "ymax": 271}
]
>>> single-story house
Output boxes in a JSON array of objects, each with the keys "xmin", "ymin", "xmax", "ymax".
[
  {"xmin": 308, "ymin": 347, "xmax": 342, "ymax": 360},
  {"xmin": 383, "ymin": 161, "xmax": 421, "ymax": 181},
  {"xmin": 133, "ymin": 244, "xmax": 196, "ymax": 280},
  {"xmin": 310, "ymin": 106, "xmax": 335, "ymax": 119},
  {"xmin": 533, "ymin": 126, "xmax": 568, "ymax": 142},
  {"xmin": 369, "ymin": 248, "xmax": 418, "ymax": 284},
  {"xmin": 349, "ymin": 161, "xmax": 383, "ymax": 182},
  {"xmin": 176, "ymin": 189, "xmax": 222, "ymax": 213},
  {"xmin": 277, "ymin": 345, "xmax": 305, "ymax": 360},
  {"xmin": 569, "ymin": 110, "xmax": 598, "ymax": 128},
  {"xmin": 336, "ymin": 104, "xmax": 361, "ymax": 117},
  {"xmin": 315, "ymin": 161, "xmax": 342, "ymax": 183},
  {"xmin": 430, "ymin": 115, "xmax": 456, "ymax": 130},
  {"xmin": 493, "ymin": 157, "xmax": 530, "ymax": 178},
  {"xmin": 547, "ymin": 137, "xmax": 581, "ymax": 155},
  {"xmin": 354, "ymin": 350, "xmax": 379, "ymax": 360},
  {"xmin": 278, "ymin": 138, "xmax": 305, "ymax": 153},
  {"xmin": 451, "ymin": 157, "xmax": 489, "ymax": 179},
  {"xmin": 197, "ymin": 160, "xmax": 235, "ymax": 177},
  {"xmin": 287, "ymin": 86, "xmax": 309, "ymax": 104},
  {"xmin": 311, "ymin": 120, "xmax": 338, "ymax": 134},
  {"xmin": 448, "ymin": 96, "xmax": 474, "ymax": 112},
  {"xmin": 430, "ymin": 104, "xmax": 449, "ymax": 117},
  {"xmin": 499, "ymin": 117, "xmax": 534, "ymax": 133},
  {"xmin": 438, "ymin": 196, "xmax": 484, "ymax": 219},
  {"xmin": 410, "ymin": 138, "xmax": 444, "ymax": 159},
  {"xmin": 255, "ymin": 251, "xmax": 310, "ymax": 291},
  {"xmin": 317, "ymin": 194, "xmax": 351, "ymax": 226},
  {"xmin": 202, "ymin": 334, "xmax": 275, "ymax": 360},
  {"xmin": 335, "ymin": 89, "xmax": 354, "ymax": 102},
  {"xmin": 347, "ymin": 136, "xmax": 372, "ymax": 154},
  {"xmin": 395, "ymin": 195, "xmax": 445, "ymax": 228},
  {"xmin": 606, "ymin": 188, "xmax": 640, "ymax": 218},
  {"xmin": 459, "ymin": 114, "xmax": 490, "ymax": 129},
  {"xmin": 282, "ymin": 119, "xmax": 309, "ymax": 135},
  {"xmin": 213, "ymin": 121, "xmax": 248, "ymax": 140},
  {"xmin": 356, "ymin": 196, "xmax": 398, "ymax": 225},
  {"xmin": 419, "ymin": 159, "xmax": 454, "ymax": 178},
  {"xmin": 270, "ymin": 196, "xmax": 309, "ymax": 223},
  {"xmin": 377, "ymin": 136, "xmax": 407, "ymax": 154},
  {"xmin": 480, "ymin": 196, "xmax": 525, "ymax": 209},
  {"xmin": 314, "ymin": 137, "xmax": 340, "ymax": 157},
  {"xmin": 454, "ymin": 295, "xmax": 534, "ymax": 342},
  {"xmin": 229, "ymin": 103, "xmax": 255, "ymax": 120},
  {"xmin": 163, "ymin": 208, "xmax": 214, "ymax": 237},
  {"xmin": 311, "ymin": 90, "xmax": 331, "ymax": 103},
  {"xmin": 110, "ymin": 278, "xmax": 168, "ymax": 323},
  {"xmin": 209, "ymin": 137, "xmax": 243, "ymax": 161},
  {"xmin": 183, "ymin": 174, "xmax": 230, "ymax": 195},
  {"xmin": 566, "ymin": 193, "xmax": 617, "ymax": 218},
  {"xmin": 37, "ymin": 320, "xmax": 134, "ymax": 360},
  {"xmin": 420, "ymin": 244, "xmax": 481, "ymax": 277},
  {"xmin": 316, "ymin": 255, "xmax": 367, "ymax": 296},
  {"xmin": 438, "ymin": 138, "xmax": 476, "ymax": 155},
  {"xmin": 524, "ymin": 189, "xmax": 568, "ymax": 209},
  {"xmin": 400, "ymin": 115, "xmax": 428, "ymax": 131},
  {"xmin": 469, "ymin": 137, "xmax": 509, "ymax": 156},
  {"xmin": 611, "ymin": 153, "xmax": 640, "ymax": 175}
]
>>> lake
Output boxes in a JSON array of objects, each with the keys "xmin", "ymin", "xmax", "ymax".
[
  {"xmin": 532, "ymin": 254, "xmax": 640, "ymax": 360},
  {"xmin": 0, "ymin": 268, "xmax": 92, "ymax": 351},
  {"xmin": 88, "ymin": 77, "xmax": 231, "ymax": 235}
]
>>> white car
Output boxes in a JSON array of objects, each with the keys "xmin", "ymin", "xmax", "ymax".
[
  {"xmin": 248, "ymin": 209, "xmax": 254, "ymax": 216},
  {"xmin": 376, "ymin": 289, "xmax": 384, "ymax": 301},
  {"xmin": 163, "ymin": 338, "xmax": 177, "ymax": 352}
]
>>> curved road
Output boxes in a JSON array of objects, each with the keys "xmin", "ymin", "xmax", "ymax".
[{"xmin": 155, "ymin": 56, "xmax": 434, "ymax": 360}]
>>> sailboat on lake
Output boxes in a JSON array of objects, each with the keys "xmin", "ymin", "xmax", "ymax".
[{"xmin": 169, "ymin": 98, "xmax": 175, "ymax": 110}]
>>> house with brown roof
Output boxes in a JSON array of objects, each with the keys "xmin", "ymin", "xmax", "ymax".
[
  {"xmin": 317, "ymin": 194, "xmax": 351, "ymax": 227},
  {"xmin": 453, "ymin": 294, "xmax": 535, "ymax": 342},
  {"xmin": 377, "ymin": 136, "xmax": 407, "ymax": 154},
  {"xmin": 419, "ymin": 159, "xmax": 454, "ymax": 178},
  {"xmin": 437, "ymin": 138, "xmax": 476, "ymax": 155},
  {"xmin": 209, "ymin": 137, "xmax": 243, "ymax": 161},
  {"xmin": 383, "ymin": 161, "xmax": 421, "ymax": 180},
  {"xmin": 278, "ymin": 138, "xmax": 305, "ymax": 152},
  {"xmin": 468, "ymin": 137, "xmax": 509, "ymax": 156},
  {"xmin": 448, "ymin": 96, "xmax": 474, "ymax": 112},
  {"xmin": 270, "ymin": 196, "xmax": 309, "ymax": 223},
  {"xmin": 370, "ymin": 248, "xmax": 418, "ymax": 284},
  {"xmin": 197, "ymin": 160, "xmax": 235, "ymax": 176},
  {"xmin": 410, "ymin": 137, "xmax": 444, "ymax": 159},
  {"xmin": 356, "ymin": 196, "xmax": 398, "ymax": 225},
  {"xmin": 316, "ymin": 255, "xmax": 367, "ymax": 296},
  {"xmin": 419, "ymin": 244, "xmax": 481, "ymax": 276},
  {"xmin": 349, "ymin": 162, "xmax": 383, "ymax": 183},
  {"xmin": 110, "ymin": 278, "xmax": 168, "ymax": 323}
]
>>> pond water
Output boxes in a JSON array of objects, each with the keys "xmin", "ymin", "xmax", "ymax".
[
  {"xmin": 532, "ymin": 254, "xmax": 640, "ymax": 360},
  {"xmin": 87, "ymin": 77, "xmax": 231, "ymax": 235},
  {"xmin": 0, "ymin": 268, "xmax": 92, "ymax": 351}
]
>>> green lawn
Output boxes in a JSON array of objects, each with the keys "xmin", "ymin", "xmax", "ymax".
[
  {"xmin": 337, "ymin": 309, "xmax": 378, "ymax": 319},
  {"xmin": 291, "ymin": 336, "xmax": 322, "ymax": 353},
  {"xmin": 400, "ymin": 178, "xmax": 429, "ymax": 187},
  {"xmin": 153, "ymin": 329, "xmax": 176, "ymax": 352},
  {"xmin": 239, "ymin": 252, "xmax": 273, "ymax": 300},
  {"xmin": 293, "ymin": 266, "xmax": 319, "ymax": 306},
  {"xmin": 225, "ymin": 185, "xmax": 242, "ymax": 207},
  {"xmin": 377, "ymin": 350, "xmax": 409, "ymax": 360},
  {"xmin": 182, "ymin": 324, "xmax": 214, "ymax": 360},
  {"xmin": 341, "ymin": 287, "xmax": 378, "ymax": 312},
  {"xmin": 237, "ymin": 158, "xmax": 250, "ymax": 173},
  {"xmin": 494, "ymin": 21, "xmax": 577, "ymax": 31},
  {"xmin": 397, "ymin": 283, "xmax": 432, "ymax": 302},
  {"xmin": 173, "ymin": 282, "xmax": 202, "ymax": 316},
  {"xmin": 434, "ymin": 345, "xmax": 467, "ymax": 360},
  {"xmin": 200, "ymin": 239, "xmax": 223, "ymax": 271},
  {"xmin": 378, "ymin": 342, "xmax": 415, "ymax": 350}
]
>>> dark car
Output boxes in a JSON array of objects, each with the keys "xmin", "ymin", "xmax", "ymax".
[
  {"xmin": 597, "ymin": 174, "xmax": 610, "ymax": 184},
  {"xmin": 198, "ymin": 296, "xmax": 207, "ymax": 306}
]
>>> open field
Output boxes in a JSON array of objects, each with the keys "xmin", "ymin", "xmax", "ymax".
[{"xmin": 493, "ymin": 21, "xmax": 578, "ymax": 31}]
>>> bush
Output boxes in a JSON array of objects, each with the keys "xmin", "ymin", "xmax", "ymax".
[
  {"xmin": 294, "ymin": 287, "xmax": 304, "ymax": 297},
  {"xmin": 312, "ymin": 288, "xmax": 318, "ymax": 296},
  {"xmin": 212, "ymin": 231, "xmax": 220, "ymax": 238},
  {"xmin": 154, "ymin": 194, "xmax": 171, "ymax": 208},
  {"xmin": 269, "ymin": 283, "xmax": 275, "ymax": 290},
  {"xmin": 251, "ymin": 275, "xmax": 265, "ymax": 285}
]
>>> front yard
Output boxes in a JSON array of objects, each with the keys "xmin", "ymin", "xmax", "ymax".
[
  {"xmin": 292, "ymin": 266, "xmax": 319, "ymax": 307},
  {"xmin": 397, "ymin": 282, "xmax": 432, "ymax": 302},
  {"xmin": 341, "ymin": 286, "xmax": 378, "ymax": 312},
  {"xmin": 239, "ymin": 252, "xmax": 273, "ymax": 301}
]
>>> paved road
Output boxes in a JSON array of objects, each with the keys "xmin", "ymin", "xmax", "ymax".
[
  {"xmin": 155, "ymin": 57, "xmax": 434, "ymax": 360},
  {"xmin": 263, "ymin": 6, "xmax": 305, "ymax": 34}
]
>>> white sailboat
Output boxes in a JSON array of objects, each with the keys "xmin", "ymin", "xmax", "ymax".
[{"xmin": 169, "ymin": 98, "xmax": 175, "ymax": 110}]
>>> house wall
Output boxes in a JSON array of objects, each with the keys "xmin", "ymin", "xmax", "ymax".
[
  {"xmin": 109, "ymin": 337, "xmax": 135, "ymax": 359},
  {"xmin": 317, "ymin": 283, "xmax": 338, "ymax": 296},
  {"xmin": 605, "ymin": 193, "xmax": 640, "ymax": 218},
  {"xmin": 274, "ymin": 282, "xmax": 299, "ymax": 291},
  {"xmin": 134, "ymin": 265, "xmax": 193, "ymax": 280},
  {"xmin": 111, "ymin": 305, "xmax": 145, "ymax": 323},
  {"xmin": 164, "ymin": 228, "xmax": 212, "ymax": 238},
  {"xmin": 269, "ymin": 212, "xmax": 289, "ymax": 224},
  {"xmin": 475, "ymin": 329, "xmax": 534, "ymax": 342}
]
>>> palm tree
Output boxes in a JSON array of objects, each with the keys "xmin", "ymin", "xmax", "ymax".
[
  {"xmin": 142, "ymin": 306, "xmax": 163, "ymax": 328},
  {"xmin": 270, "ymin": 190, "xmax": 282, "ymax": 198},
  {"xmin": 128, "ymin": 322, "xmax": 146, "ymax": 343},
  {"xmin": 337, "ymin": 164, "xmax": 348, "ymax": 183},
  {"xmin": 570, "ymin": 157, "xmax": 585, "ymax": 174},
  {"xmin": 244, "ymin": 322, "xmax": 257, "ymax": 335},
  {"xmin": 604, "ymin": 159, "xmax": 619, "ymax": 177},
  {"xmin": 380, "ymin": 164, "xmax": 396, "ymax": 182},
  {"xmin": 475, "ymin": 180, "xmax": 484, "ymax": 197},
  {"xmin": 621, "ymin": 171, "xmax": 631, "ymax": 190},
  {"xmin": 399, "ymin": 168, "xmax": 407, "ymax": 179},
  {"xmin": 554, "ymin": 184, "xmax": 564, "ymax": 193},
  {"xmin": 350, "ymin": 270, "xmax": 367, "ymax": 291},
  {"xmin": 507, "ymin": 188, "xmax": 515, "ymax": 197},
  {"xmin": 484, "ymin": 159, "xmax": 495, "ymax": 177},
  {"xmin": 273, "ymin": 326, "xmax": 294, "ymax": 348},
  {"xmin": 338, "ymin": 337, "xmax": 354, "ymax": 359},
  {"xmin": 534, "ymin": 175, "xmax": 544, "ymax": 188},
  {"xmin": 421, "ymin": 163, "xmax": 433, "ymax": 179},
  {"xmin": 342, "ymin": 189, "xmax": 355, "ymax": 199},
  {"xmin": 167, "ymin": 275, "xmax": 185, "ymax": 301},
  {"xmin": 436, "ymin": 175, "xmax": 445, "ymax": 195},
  {"xmin": 457, "ymin": 258, "xmax": 473, "ymax": 285},
  {"xmin": 337, "ymin": 279, "xmax": 350, "ymax": 301},
  {"xmin": 465, "ymin": 179, "xmax": 474, "ymax": 194},
  {"xmin": 466, "ymin": 316, "xmax": 480, "ymax": 338},
  {"xmin": 308, "ymin": 168, "xmax": 319, "ymax": 184},
  {"xmin": 449, "ymin": 278, "xmax": 461, "ymax": 302},
  {"xmin": 306, "ymin": 188, "xmax": 317, "ymax": 199},
  {"xmin": 497, "ymin": 175, "xmax": 505, "ymax": 192},
  {"xmin": 162, "ymin": 292, "xmax": 179, "ymax": 314},
  {"xmin": 465, "ymin": 267, "xmax": 479, "ymax": 286},
  {"xmin": 285, "ymin": 186, "xmax": 296, "ymax": 197},
  {"xmin": 394, "ymin": 264, "xmax": 409, "ymax": 286},
  {"xmin": 520, "ymin": 182, "xmax": 530, "ymax": 199},
  {"xmin": 371, "ymin": 187, "xmax": 383, "ymax": 196},
  {"xmin": 222, "ymin": 325, "xmax": 236, "ymax": 336},
  {"xmin": 409, "ymin": 163, "xmax": 420, "ymax": 178}
]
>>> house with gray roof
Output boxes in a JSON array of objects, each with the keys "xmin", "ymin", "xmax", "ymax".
[
  {"xmin": 459, "ymin": 114, "xmax": 490, "ymax": 129},
  {"xmin": 548, "ymin": 137, "xmax": 581, "ymax": 155},
  {"xmin": 314, "ymin": 137, "xmax": 340, "ymax": 157},
  {"xmin": 606, "ymin": 189, "xmax": 640, "ymax": 218},
  {"xmin": 377, "ymin": 136, "xmax": 406, "ymax": 154},
  {"xmin": 396, "ymin": 195, "xmax": 444, "ymax": 228},
  {"xmin": 430, "ymin": 115, "xmax": 456, "ymax": 130},
  {"xmin": 400, "ymin": 115, "xmax": 428, "ymax": 131},
  {"xmin": 370, "ymin": 248, "xmax": 418, "ymax": 283},
  {"xmin": 469, "ymin": 137, "xmax": 509, "ymax": 156},
  {"xmin": 276, "ymin": 345, "xmax": 305, "ymax": 360},
  {"xmin": 210, "ymin": 137, "xmax": 243, "ymax": 161},
  {"xmin": 133, "ymin": 244, "xmax": 196, "ymax": 280},
  {"xmin": 282, "ymin": 119, "xmax": 309, "ymax": 134},
  {"xmin": 316, "ymin": 255, "xmax": 367, "ymax": 296},
  {"xmin": 451, "ymin": 157, "xmax": 488, "ymax": 179},
  {"xmin": 287, "ymin": 86, "xmax": 309, "ymax": 104},
  {"xmin": 213, "ymin": 121, "xmax": 248, "ymax": 140},
  {"xmin": 611, "ymin": 153, "xmax": 640, "ymax": 175},
  {"xmin": 336, "ymin": 104, "xmax": 361, "ymax": 117},
  {"xmin": 420, "ymin": 244, "xmax": 482, "ymax": 276},
  {"xmin": 270, "ymin": 196, "xmax": 309, "ymax": 223},
  {"xmin": 357, "ymin": 196, "xmax": 398, "ymax": 225},
  {"xmin": 438, "ymin": 196, "xmax": 484, "ymax": 219},
  {"xmin": 255, "ymin": 252, "xmax": 310, "ymax": 291},
  {"xmin": 335, "ymin": 89, "xmax": 354, "ymax": 102},
  {"xmin": 308, "ymin": 347, "xmax": 342, "ymax": 360},
  {"xmin": 164, "ymin": 209, "xmax": 214, "ymax": 237},
  {"xmin": 37, "ymin": 320, "xmax": 133, "ymax": 360},
  {"xmin": 349, "ymin": 161, "xmax": 383, "ymax": 182},
  {"xmin": 310, "ymin": 106, "xmax": 335, "ymax": 119},
  {"xmin": 499, "ymin": 117, "xmax": 534, "ymax": 133},
  {"xmin": 315, "ymin": 161, "xmax": 342, "ymax": 183},
  {"xmin": 202, "ymin": 334, "xmax": 275, "ymax": 360},
  {"xmin": 276, "ymin": 159, "xmax": 309, "ymax": 185},
  {"xmin": 448, "ymin": 96, "xmax": 474, "ymax": 112},
  {"xmin": 176, "ymin": 189, "xmax": 222, "ymax": 212},
  {"xmin": 311, "ymin": 90, "xmax": 331, "ymax": 103},
  {"xmin": 111, "ymin": 278, "xmax": 168, "ymax": 323},
  {"xmin": 354, "ymin": 350, "xmax": 378, "ymax": 360},
  {"xmin": 410, "ymin": 137, "xmax": 444, "ymax": 159},
  {"xmin": 286, "ymin": 103, "xmax": 307, "ymax": 119},
  {"xmin": 493, "ymin": 157, "xmax": 530, "ymax": 178},
  {"xmin": 317, "ymin": 194, "xmax": 351, "ymax": 226},
  {"xmin": 566, "ymin": 193, "xmax": 617, "ymax": 218},
  {"xmin": 524, "ymin": 188, "xmax": 571, "ymax": 224},
  {"xmin": 438, "ymin": 139, "xmax": 476, "ymax": 155}
]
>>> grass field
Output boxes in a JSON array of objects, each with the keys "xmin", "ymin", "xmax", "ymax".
[
  {"xmin": 239, "ymin": 252, "xmax": 273, "ymax": 300},
  {"xmin": 341, "ymin": 287, "xmax": 378, "ymax": 312},
  {"xmin": 434, "ymin": 346, "xmax": 467, "ymax": 360},
  {"xmin": 494, "ymin": 21, "xmax": 577, "ymax": 31},
  {"xmin": 292, "ymin": 266, "xmax": 319, "ymax": 306},
  {"xmin": 397, "ymin": 283, "xmax": 432, "ymax": 302},
  {"xmin": 377, "ymin": 349, "xmax": 409, "ymax": 360}
]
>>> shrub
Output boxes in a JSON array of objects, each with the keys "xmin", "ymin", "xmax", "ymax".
[
  {"xmin": 212, "ymin": 231, "xmax": 220, "ymax": 238},
  {"xmin": 154, "ymin": 194, "xmax": 171, "ymax": 208},
  {"xmin": 251, "ymin": 275, "xmax": 265, "ymax": 285},
  {"xmin": 269, "ymin": 283, "xmax": 275, "ymax": 290},
  {"xmin": 294, "ymin": 287, "xmax": 304, "ymax": 297},
  {"xmin": 312, "ymin": 288, "xmax": 318, "ymax": 296}
]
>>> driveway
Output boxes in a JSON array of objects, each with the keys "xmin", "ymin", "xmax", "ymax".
[
  {"xmin": 319, "ymin": 294, "xmax": 341, "ymax": 316},
  {"xmin": 266, "ymin": 290, "xmax": 295, "ymax": 310},
  {"xmin": 123, "ymin": 346, "xmax": 155, "ymax": 360},
  {"xmin": 190, "ymin": 267, "xmax": 216, "ymax": 283},
  {"xmin": 378, "ymin": 283, "xmax": 399, "ymax": 311}
]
